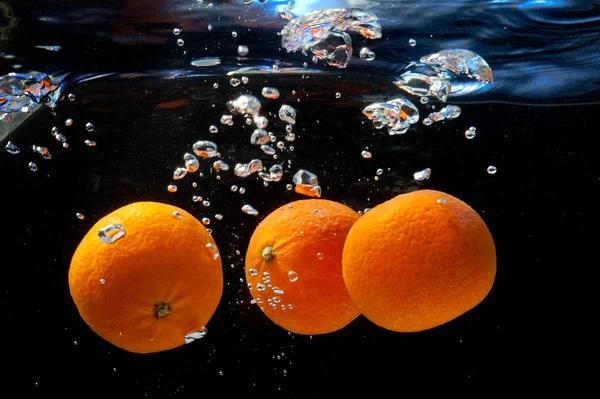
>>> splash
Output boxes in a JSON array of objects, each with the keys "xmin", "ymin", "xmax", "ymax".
[{"xmin": 280, "ymin": 8, "xmax": 382, "ymax": 68}]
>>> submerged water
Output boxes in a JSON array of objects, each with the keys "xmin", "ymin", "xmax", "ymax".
[{"xmin": 1, "ymin": 0, "xmax": 596, "ymax": 395}]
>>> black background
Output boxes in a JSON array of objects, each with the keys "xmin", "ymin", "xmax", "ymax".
[{"xmin": 1, "ymin": 0, "xmax": 597, "ymax": 396}]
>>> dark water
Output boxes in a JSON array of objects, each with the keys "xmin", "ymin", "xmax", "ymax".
[{"xmin": 0, "ymin": 0, "xmax": 597, "ymax": 395}]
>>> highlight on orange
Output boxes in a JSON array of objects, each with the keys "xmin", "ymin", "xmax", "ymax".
[
  {"xmin": 244, "ymin": 199, "xmax": 361, "ymax": 335},
  {"xmin": 342, "ymin": 189, "xmax": 496, "ymax": 332},
  {"xmin": 68, "ymin": 201, "xmax": 223, "ymax": 354}
]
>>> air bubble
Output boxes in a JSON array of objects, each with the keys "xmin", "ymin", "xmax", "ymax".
[
  {"xmin": 413, "ymin": 167, "xmax": 431, "ymax": 181},
  {"xmin": 206, "ymin": 243, "xmax": 220, "ymax": 260},
  {"xmin": 98, "ymin": 224, "xmax": 126, "ymax": 244},
  {"xmin": 242, "ymin": 204, "xmax": 258, "ymax": 216},
  {"xmin": 173, "ymin": 167, "xmax": 187, "ymax": 180},
  {"xmin": 184, "ymin": 327, "xmax": 208, "ymax": 343},
  {"xmin": 5, "ymin": 141, "xmax": 20, "ymax": 154},
  {"xmin": 465, "ymin": 126, "xmax": 477, "ymax": 139},
  {"xmin": 487, "ymin": 165, "xmax": 497, "ymax": 174},
  {"xmin": 172, "ymin": 211, "xmax": 183, "ymax": 219},
  {"xmin": 288, "ymin": 271, "xmax": 298, "ymax": 282}
]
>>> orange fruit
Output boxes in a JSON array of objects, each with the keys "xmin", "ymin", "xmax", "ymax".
[
  {"xmin": 68, "ymin": 201, "xmax": 223, "ymax": 354},
  {"xmin": 245, "ymin": 199, "xmax": 361, "ymax": 335},
  {"xmin": 342, "ymin": 189, "xmax": 496, "ymax": 332}
]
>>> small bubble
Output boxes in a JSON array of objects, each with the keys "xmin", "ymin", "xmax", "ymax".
[
  {"xmin": 237, "ymin": 45, "xmax": 249, "ymax": 56},
  {"xmin": 172, "ymin": 211, "xmax": 183, "ymax": 219},
  {"xmin": 173, "ymin": 167, "xmax": 187, "ymax": 180},
  {"xmin": 99, "ymin": 278, "xmax": 106, "ymax": 284},
  {"xmin": 209, "ymin": 125, "xmax": 219, "ymax": 134},
  {"xmin": 28, "ymin": 162, "xmax": 38, "ymax": 172},
  {"xmin": 272, "ymin": 287, "xmax": 284, "ymax": 295},
  {"xmin": 335, "ymin": 92, "xmax": 341, "ymax": 99},
  {"xmin": 84, "ymin": 140, "xmax": 96, "ymax": 147},
  {"xmin": 213, "ymin": 83, "xmax": 219, "ymax": 89},
  {"xmin": 241, "ymin": 76, "xmax": 249, "ymax": 84},
  {"xmin": 286, "ymin": 184, "xmax": 293, "ymax": 191},
  {"xmin": 206, "ymin": 243, "xmax": 220, "ymax": 260},
  {"xmin": 249, "ymin": 268, "xmax": 258, "ymax": 276},
  {"xmin": 232, "ymin": 31, "xmax": 238, "ymax": 38},
  {"xmin": 239, "ymin": 187, "xmax": 246, "ymax": 194},
  {"xmin": 192, "ymin": 182, "xmax": 198, "ymax": 188},
  {"xmin": 173, "ymin": 28, "xmax": 181, "ymax": 35},
  {"xmin": 98, "ymin": 224, "xmax": 126, "ymax": 244},
  {"xmin": 420, "ymin": 96, "xmax": 429, "ymax": 104},
  {"xmin": 68, "ymin": 93, "xmax": 76, "ymax": 101},
  {"xmin": 437, "ymin": 198, "xmax": 447, "ymax": 204},
  {"xmin": 184, "ymin": 327, "xmax": 208, "ymax": 343},
  {"xmin": 229, "ymin": 78, "xmax": 241, "ymax": 87},
  {"xmin": 465, "ymin": 126, "xmax": 477, "ymax": 139},
  {"xmin": 376, "ymin": 168, "xmax": 383, "ymax": 175},
  {"xmin": 203, "ymin": 200, "xmax": 211, "ymax": 207},
  {"xmin": 288, "ymin": 304, "xmax": 294, "ymax": 309},
  {"xmin": 177, "ymin": 38, "xmax": 184, "ymax": 46},
  {"xmin": 257, "ymin": 283, "xmax": 266, "ymax": 291},
  {"xmin": 317, "ymin": 253, "xmax": 324, "ymax": 260},
  {"xmin": 202, "ymin": 217, "xmax": 211, "ymax": 225},
  {"xmin": 242, "ymin": 204, "xmax": 258, "ymax": 216},
  {"xmin": 76, "ymin": 213, "xmax": 85, "ymax": 220},
  {"xmin": 193, "ymin": 195, "xmax": 202, "ymax": 202},
  {"xmin": 65, "ymin": 118, "xmax": 73, "ymax": 127},
  {"xmin": 409, "ymin": 38, "xmax": 417, "ymax": 46},
  {"xmin": 231, "ymin": 185, "xmax": 239, "ymax": 192},
  {"xmin": 5, "ymin": 141, "xmax": 20, "ymax": 154},
  {"xmin": 487, "ymin": 165, "xmax": 497, "ymax": 174},
  {"xmin": 359, "ymin": 47, "xmax": 376, "ymax": 61},
  {"xmin": 215, "ymin": 213, "xmax": 223, "ymax": 220},
  {"xmin": 361, "ymin": 150, "xmax": 372, "ymax": 159},
  {"xmin": 288, "ymin": 271, "xmax": 298, "ymax": 282},
  {"xmin": 413, "ymin": 167, "xmax": 431, "ymax": 181},
  {"xmin": 85, "ymin": 122, "xmax": 95, "ymax": 132},
  {"xmin": 423, "ymin": 118, "xmax": 433, "ymax": 126}
]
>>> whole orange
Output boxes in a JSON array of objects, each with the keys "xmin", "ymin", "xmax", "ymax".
[
  {"xmin": 68, "ymin": 201, "xmax": 223, "ymax": 354},
  {"xmin": 342, "ymin": 189, "xmax": 496, "ymax": 332},
  {"xmin": 245, "ymin": 199, "xmax": 361, "ymax": 335}
]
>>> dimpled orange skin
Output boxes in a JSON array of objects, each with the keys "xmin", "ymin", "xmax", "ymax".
[
  {"xmin": 68, "ymin": 202, "xmax": 223, "ymax": 354},
  {"xmin": 245, "ymin": 199, "xmax": 361, "ymax": 335},
  {"xmin": 342, "ymin": 189, "xmax": 496, "ymax": 332}
]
